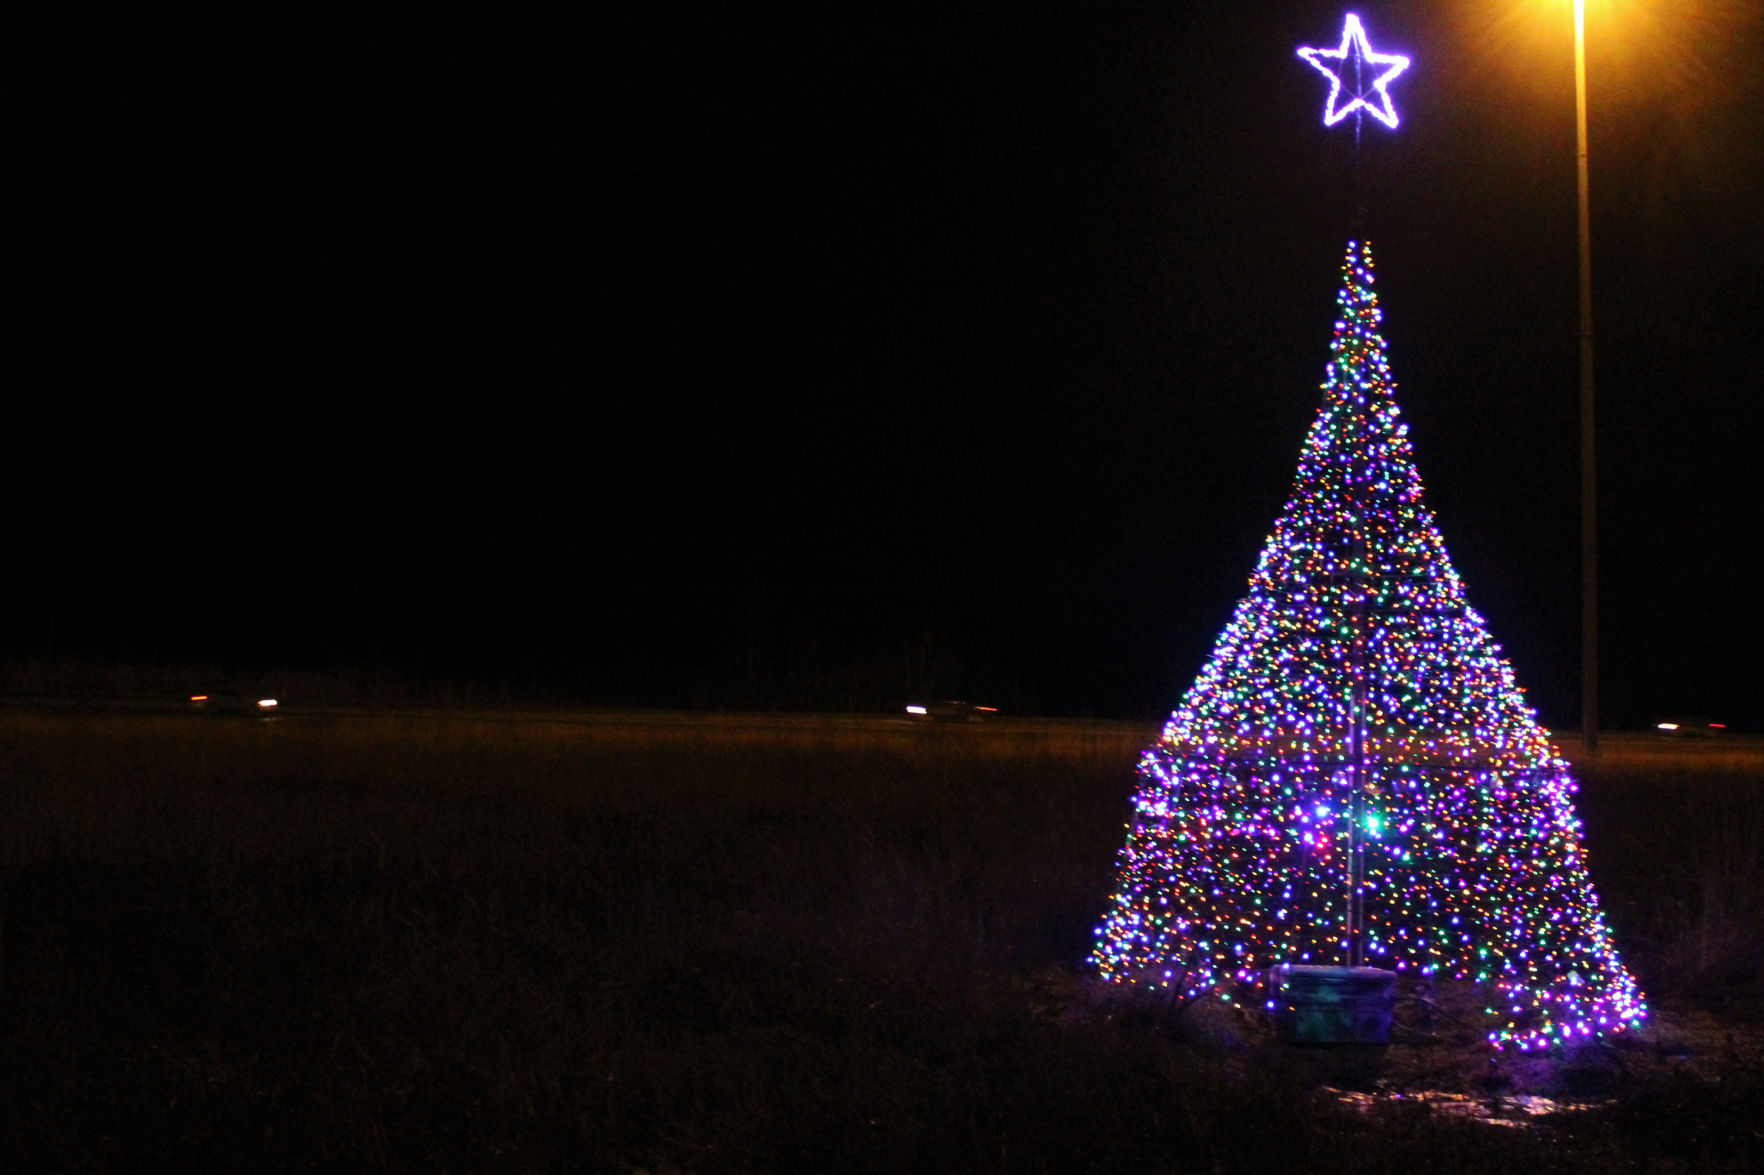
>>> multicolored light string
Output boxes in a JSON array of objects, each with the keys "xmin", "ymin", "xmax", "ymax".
[{"xmin": 1090, "ymin": 241, "xmax": 1646, "ymax": 1051}]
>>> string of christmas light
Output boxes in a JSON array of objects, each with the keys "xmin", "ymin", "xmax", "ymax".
[{"xmin": 1091, "ymin": 240, "xmax": 1645, "ymax": 1050}]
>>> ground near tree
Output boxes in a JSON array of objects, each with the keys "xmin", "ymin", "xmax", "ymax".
[{"xmin": 1, "ymin": 711, "xmax": 1759, "ymax": 1172}]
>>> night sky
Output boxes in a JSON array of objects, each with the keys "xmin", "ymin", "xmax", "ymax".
[{"xmin": 13, "ymin": 1, "xmax": 1762, "ymax": 728}]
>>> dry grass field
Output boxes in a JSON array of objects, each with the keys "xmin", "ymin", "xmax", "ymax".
[{"xmin": 1, "ymin": 709, "xmax": 1759, "ymax": 1171}]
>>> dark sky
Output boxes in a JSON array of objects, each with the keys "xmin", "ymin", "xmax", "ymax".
[{"xmin": 13, "ymin": 1, "xmax": 1763, "ymax": 727}]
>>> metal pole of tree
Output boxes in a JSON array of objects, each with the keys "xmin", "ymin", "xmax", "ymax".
[{"xmin": 1575, "ymin": 0, "xmax": 1599, "ymax": 754}]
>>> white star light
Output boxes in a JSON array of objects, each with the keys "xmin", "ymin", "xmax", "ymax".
[{"xmin": 1298, "ymin": 13, "xmax": 1410, "ymax": 130}]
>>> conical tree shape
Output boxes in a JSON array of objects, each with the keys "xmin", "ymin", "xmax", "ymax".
[{"xmin": 1091, "ymin": 241, "xmax": 1645, "ymax": 1050}]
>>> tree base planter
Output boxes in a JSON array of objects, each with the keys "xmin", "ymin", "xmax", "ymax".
[{"xmin": 1269, "ymin": 965, "xmax": 1397, "ymax": 1045}]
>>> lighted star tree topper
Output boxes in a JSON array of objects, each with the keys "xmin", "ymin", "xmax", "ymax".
[
  {"xmin": 1298, "ymin": 13, "xmax": 1410, "ymax": 129},
  {"xmin": 1089, "ymin": 241, "xmax": 1646, "ymax": 1051}
]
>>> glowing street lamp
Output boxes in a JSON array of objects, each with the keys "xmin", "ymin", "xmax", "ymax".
[{"xmin": 1572, "ymin": 0, "xmax": 1598, "ymax": 753}]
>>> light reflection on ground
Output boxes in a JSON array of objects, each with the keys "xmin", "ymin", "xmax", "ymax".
[{"xmin": 1325, "ymin": 1087, "xmax": 1612, "ymax": 1128}]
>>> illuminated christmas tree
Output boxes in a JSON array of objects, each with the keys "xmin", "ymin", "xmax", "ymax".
[{"xmin": 1090, "ymin": 240, "xmax": 1646, "ymax": 1051}]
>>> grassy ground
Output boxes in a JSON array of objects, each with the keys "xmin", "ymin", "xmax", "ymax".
[{"xmin": 1, "ymin": 711, "xmax": 1759, "ymax": 1172}]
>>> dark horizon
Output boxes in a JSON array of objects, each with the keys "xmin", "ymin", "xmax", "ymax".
[{"xmin": 12, "ymin": 1, "xmax": 1762, "ymax": 730}]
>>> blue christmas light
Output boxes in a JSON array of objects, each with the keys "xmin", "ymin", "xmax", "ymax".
[
  {"xmin": 1298, "ymin": 14, "xmax": 1411, "ymax": 130},
  {"xmin": 1089, "ymin": 241, "xmax": 1646, "ymax": 1051}
]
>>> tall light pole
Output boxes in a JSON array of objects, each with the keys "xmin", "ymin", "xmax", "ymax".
[{"xmin": 1574, "ymin": 0, "xmax": 1599, "ymax": 754}]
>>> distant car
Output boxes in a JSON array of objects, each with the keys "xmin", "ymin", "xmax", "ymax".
[
  {"xmin": 905, "ymin": 700, "xmax": 998, "ymax": 723},
  {"xmin": 1651, "ymin": 717, "xmax": 1728, "ymax": 738},
  {"xmin": 189, "ymin": 690, "xmax": 279, "ymax": 717}
]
